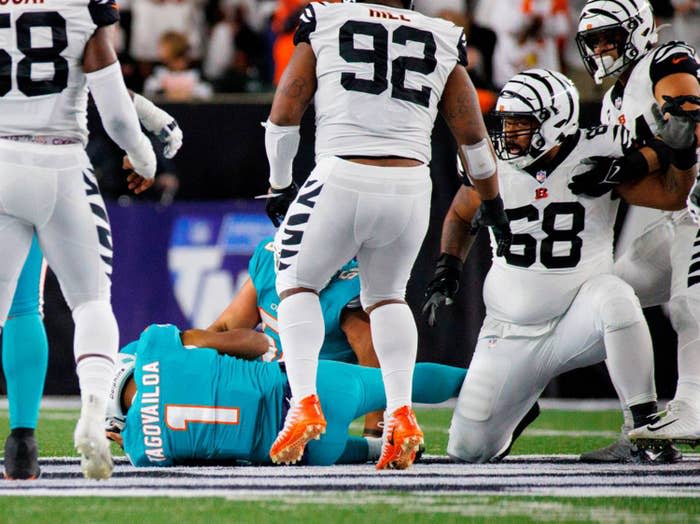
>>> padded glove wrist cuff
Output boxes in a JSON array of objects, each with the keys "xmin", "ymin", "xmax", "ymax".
[
  {"xmin": 436, "ymin": 253, "xmax": 464, "ymax": 274},
  {"xmin": 672, "ymin": 136, "xmax": 698, "ymax": 171}
]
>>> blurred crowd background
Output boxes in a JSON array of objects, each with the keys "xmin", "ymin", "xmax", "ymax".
[{"xmin": 98, "ymin": 0, "xmax": 700, "ymax": 203}]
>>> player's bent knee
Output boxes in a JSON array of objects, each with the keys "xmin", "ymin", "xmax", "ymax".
[
  {"xmin": 668, "ymin": 294, "xmax": 700, "ymax": 343},
  {"xmin": 447, "ymin": 411, "xmax": 504, "ymax": 464},
  {"xmin": 589, "ymin": 275, "xmax": 644, "ymax": 332}
]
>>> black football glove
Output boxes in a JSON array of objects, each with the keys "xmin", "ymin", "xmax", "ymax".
[
  {"xmin": 568, "ymin": 151, "xmax": 652, "ymax": 197},
  {"xmin": 651, "ymin": 95, "xmax": 700, "ymax": 150},
  {"xmin": 265, "ymin": 182, "xmax": 298, "ymax": 227},
  {"xmin": 568, "ymin": 156, "xmax": 625, "ymax": 197},
  {"xmin": 471, "ymin": 195, "xmax": 511, "ymax": 257},
  {"xmin": 421, "ymin": 253, "xmax": 463, "ymax": 327}
]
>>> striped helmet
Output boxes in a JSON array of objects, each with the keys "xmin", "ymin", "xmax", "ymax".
[
  {"xmin": 576, "ymin": 0, "xmax": 657, "ymax": 84},
  {"xmin": 491, "ymin": 69, "xmax": 580, "ymax": 169},
  {"xmin": 342, "ymin": 0, "xmax": 414, "ymax": 9}
]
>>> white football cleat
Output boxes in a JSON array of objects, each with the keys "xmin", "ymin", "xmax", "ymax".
[
  {"xmin": 629, "ymin": 400, "xmax": 700, "ymax": 447},
  {"xmin": 74, "ymin": 416, "xmax": 113, "ymax": 480}
]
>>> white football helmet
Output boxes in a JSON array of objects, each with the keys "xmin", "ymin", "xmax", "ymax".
[
  {"xmin": 104, "ymin": 352, "xmax": 136, "ymax": 433},
  {"xmin": 491, "ymin": 69, "xmax": 580, "ymax": 169},
  {"xmin": 342, "ymin": 0, "xmax": 414, "ymax": 9},
  {"xmin": 576, "ymin": 0, "xmax": 657, "ymax": 84}
]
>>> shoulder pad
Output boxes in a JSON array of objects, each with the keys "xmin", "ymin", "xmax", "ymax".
[
  {"xmin": 649, "ymin": 42, "xmax": 699, "ymax": 86},
  {"xmin": 89, "ymin": 0, "xmax": 120, "ymax": 28},
  {"xmin": 294, "ymin": 3, "xmax": 318, "ymax": 46}
]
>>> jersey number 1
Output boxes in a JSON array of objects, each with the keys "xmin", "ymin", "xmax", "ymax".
[
  {"xmin": 0, "ymin": 12, "xmax": 68, "ymax": 97},
  {"xmin": 165, "ymin": 405, "xmax": 240, "ymax": 431},
  {"xmin": 339, "ymin": 21, "xmax": 436, "ymax": 108}
]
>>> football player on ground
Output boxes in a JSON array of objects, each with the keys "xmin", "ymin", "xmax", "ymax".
[
  {"xmin": 263, "ymin": 0, "xmax": 510, "ymax": 471},
  {"xmin": 573, "ymin": 0, "xmax": 700, "ymax": 458},
  {"xmin": 104, "ymin": 324, "xmax": 466, "ymax": 467},
  {"xmin": 2, "ymin": 102, "xmax": 181, "ymax": 482},
  {"xmin": 0, "ymin": 1, "xmax": 158, "ymax": 480},
  {"xmin": 423, "ymin": 69, "xmax": 677, "ymax": 464},
  {"xmin": 207, "ymin": 236, "xmax": 384, "ymax": 436}
]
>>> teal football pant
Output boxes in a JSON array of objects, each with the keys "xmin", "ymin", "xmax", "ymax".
[
  {"xmin": 306, "ymin": 361, "xmax": 467, "ymax": 465},
  {"xmin": 2, "ymin": 236, "xmax": 48, "ymax": 430}
]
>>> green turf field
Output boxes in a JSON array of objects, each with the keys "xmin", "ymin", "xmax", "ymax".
[{"xmin": 1, "ymin": 406, "xmax": 698, "ymax": 524}]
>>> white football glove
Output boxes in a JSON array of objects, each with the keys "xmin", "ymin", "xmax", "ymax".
[
  {"xmin": 688, "ymin": 179, "xmax": 700, "ymax": 225},
  {"xmin": 133, "ymin": 93, "xmax": 183, "ymax": 159}
]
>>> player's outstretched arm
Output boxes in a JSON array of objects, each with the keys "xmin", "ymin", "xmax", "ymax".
[
  {"xmin": 263, "ymin": 42, "xmax": 318, "ymax": 226},
  {"xmin": 207, "ymin": 279, "xmax": 261, "ymax": 332},
  {"xmin": 83, "ymin": 25, "xmax": 156, "ymax": 191},
  {"xmin": 422, "ymin": 186, "xmax": 480, "ymax": 327},
  {"xmin": 180, "ymin": 328, "xmax": 271, "ymax": 360}
]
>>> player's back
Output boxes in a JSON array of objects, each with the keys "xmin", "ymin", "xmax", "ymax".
[
  {"xmin": 484, "ymin": 126, "xmax": 626, "ymax": 325},
  {"xmin": 0, "ymin": 0, "xmax": 118, "ymax": 145},
  {"xmin": 298, "ymin": 2, "xmax": 466, "ymax": 163},
  {"xmin": 122, "ymin": 325, "xmax": 287, "ymax": 466}
]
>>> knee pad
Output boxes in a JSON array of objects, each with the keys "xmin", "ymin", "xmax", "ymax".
[
  {"xmin": 668, "ymin": 294, "xmax": 700, "ymax": 347},
  {"xmin": 72, "ymin": 300, "xmax": 118, "ymax": 363},
  {"xmin": 589, "ymin": 276, "xmax": 645, "ymax": 332}
]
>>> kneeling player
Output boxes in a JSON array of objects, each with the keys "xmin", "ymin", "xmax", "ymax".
[
  {"xmin": 105, "ymin": 324, "xmax": 466, "ymax": 466},
  {"xmin": 424, "ymin": 69, "xmax": 678, "ymax": 463}
]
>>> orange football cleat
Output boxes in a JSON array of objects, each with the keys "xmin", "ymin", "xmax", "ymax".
[
  {"xmin": 270, "ymin": 394, "xmax": 327, "ymax": 465},
  {"xmin": 376, "ymin": 406, "xmax": 424, "ymax": 470}
]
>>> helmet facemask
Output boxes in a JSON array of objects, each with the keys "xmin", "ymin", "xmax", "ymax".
[
  {"xmin": 491, "ymin": 112, "xmax": 543, "ymax": 167},
  {"xmin": 576, "ymin": 23, "xmax": 636, "ymax": 84}
]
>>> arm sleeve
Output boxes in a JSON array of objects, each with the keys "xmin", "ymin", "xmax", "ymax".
[
  {"xmin": 89, "ymin": 0, "xmax": 120, "ymax": 27},
  {"xmin": 649, "ymin": 44, "xmax": 700, "ymax": 90},
  {"xmin": 86, "ymin": 61, "xmax": 155, "ymax": 174},
  {"xmin": 293, "ymin": 4, "xmax": 317, "ymax": 46}
]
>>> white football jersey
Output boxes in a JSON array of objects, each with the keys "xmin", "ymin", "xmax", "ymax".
[
  {"xmin": 0, "ymin": 0, "xmax": 119, "ymax": 145},
  {"xmin": 601, "ymin": 41, "xmax": 700, "ymax": 142},
  {"xmin": 483, "ymin": 126, "xmax": 631, "ymax": 325},
  {"xmin": 295, "ymin": 1, "xmax": 467, "ymax": 163}
]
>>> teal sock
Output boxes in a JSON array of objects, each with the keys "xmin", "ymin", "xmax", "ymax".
[
  {"xmin": 2, "ymin": 314, "xmax": 48, "ymax": 430},
  {"xmin": 412, "ymin": 363, "xmax": 467, "ymax": 403}
]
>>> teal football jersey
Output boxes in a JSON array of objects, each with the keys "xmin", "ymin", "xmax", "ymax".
[
  {"xmin": 121, "ymin": 324, "xmax": 286, "ymax": 467},
  {"xmin": 249, "ymin": 237, "xmax": 360, "ymax": 362}
]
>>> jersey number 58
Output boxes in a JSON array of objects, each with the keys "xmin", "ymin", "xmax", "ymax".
[{"xmin": 0, "ymin": 12, "xmax": 68, "ymax": 97}]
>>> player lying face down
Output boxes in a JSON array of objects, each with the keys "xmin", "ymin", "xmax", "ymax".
[{"xmin": 105, "ymin": 324, "xmax": 466, "ymax": 467}]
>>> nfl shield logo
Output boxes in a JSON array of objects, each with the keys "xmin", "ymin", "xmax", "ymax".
[{"xmin": 536, "ymin": 170, "xmax": 546, "ymax": 184}]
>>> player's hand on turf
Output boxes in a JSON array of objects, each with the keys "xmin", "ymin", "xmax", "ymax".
[
  {"xmin": 651, "ymin": 95, "xmax": 700, "ymax": 150},
  {"xmin": 688, "ymin": 179, "xmax": 700, "ymax": 225},
  {"xmin": 156, "ymin": 119, "xmax": 184, "ymax": 159},
  {"xmin": 123, "ymin": 156, "xmax": 156, "ymax": 194},
  {"xmin": 263, "ymin": 182, "xmax": 298, "ymax": 227},
  {"xmin": 421, "ymin": 253, "xmax": 463, "ymax": 327},
  {"xmin": 470, "ymin": 195, "xmax": 511, "ymax": 257},
  {"xmin": 568, "ymin": 156, "xmax": 622, "ymax": 197}
]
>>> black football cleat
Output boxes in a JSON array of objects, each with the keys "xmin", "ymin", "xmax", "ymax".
[{"xmin": 3, "ymin": 429, "xmax": 41, "ymax": 480}]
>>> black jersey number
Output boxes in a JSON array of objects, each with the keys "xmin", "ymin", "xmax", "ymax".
[
  {"xmin": 0, "ymin": 12, "xmax": 69, "ymax": 97},
  {"xmin": 505, "ymin": 202, "xmax": 585, "ymax": 269},
  {"xmin": 339, "ymin": 21, "xmax": 437, "ymax": 108}
]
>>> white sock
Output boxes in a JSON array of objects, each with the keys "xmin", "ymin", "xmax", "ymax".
[
  {"xmin": 369, "ymin": 303, "xmax": 417, "ymax": 414},
  {"xmin": 606, "ymin": 326, "xmax": 657, "ymax": 407},
  {"xmin": 278, "ymin": 292, "xmax": 324, "ymax": 400},
  {"xmin": 73, "ymin": 300, "xmax": 118, "ymax": 418}
]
